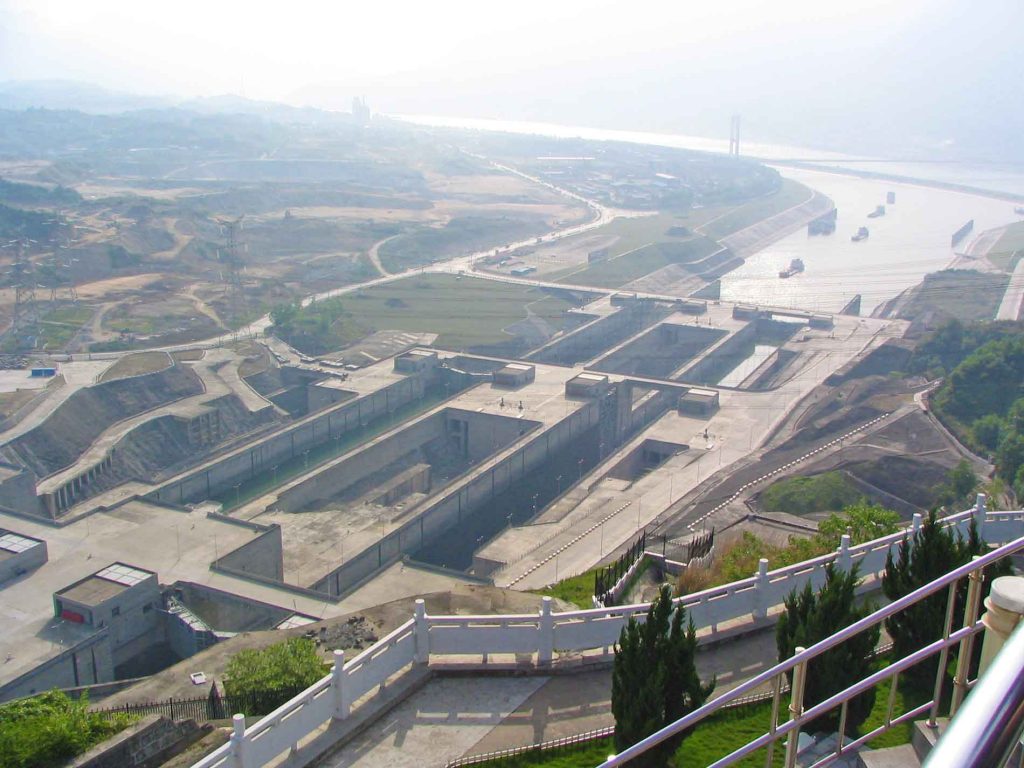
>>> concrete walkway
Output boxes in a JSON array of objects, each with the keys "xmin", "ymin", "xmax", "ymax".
[
  {"xmin": 314, "ymin": 677, "xmax": 548, "ymax": 768},
  {"xmin": 312, "ymin": 627, "xmax": 781, "ymax": 767}
]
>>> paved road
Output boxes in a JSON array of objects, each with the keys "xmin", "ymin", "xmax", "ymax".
[{"xmin": 996, "ymin": 257, "xmax": 1024, "ymax": 320}]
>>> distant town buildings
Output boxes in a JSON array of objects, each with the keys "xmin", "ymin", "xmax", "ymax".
[{"xmin": 352, "ymin": 96, "xmax": 371, "ymax": 125}]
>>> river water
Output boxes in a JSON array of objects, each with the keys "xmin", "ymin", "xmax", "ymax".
[
  {"xmin": 396, "ymin": 114, "xmax": 1024, "ymax": 315},
  {"xmin": 719, "ymin": 167, "xmax": 1022, "ymax": 314}
]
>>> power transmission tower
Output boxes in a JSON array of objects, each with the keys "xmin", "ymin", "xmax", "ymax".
[
  {"xmin": 218, "ymin": 217, "xmax": 247, "ymax": 326},
  {"xmin": 45, "ymin": 218, "xmax": 79, "ymax": 306},
  {"xmin": 3, "ymin": 238, "xmax": 40, "ymax": 348}
]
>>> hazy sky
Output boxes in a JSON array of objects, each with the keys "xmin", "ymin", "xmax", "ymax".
[{"xmin": 1, "ymin": 0, "xmax": 1021, "ymax": 159}]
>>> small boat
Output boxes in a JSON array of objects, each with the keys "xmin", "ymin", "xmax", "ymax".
[
  {"xmin": 779, "ymin": 258, "xmax": 805, "ymax": 278},
  {"xmin": 852, "ymin": 227, "xmax": 869, "ymax": 242},
  {"xmin": 867, "ymin": 205, "xmax": 886, "ymax": 218}
]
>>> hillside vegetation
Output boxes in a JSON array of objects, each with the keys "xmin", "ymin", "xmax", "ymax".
[{"xmin": 922, "ymin": 320, "xmax": 1024, "ymax": 498}]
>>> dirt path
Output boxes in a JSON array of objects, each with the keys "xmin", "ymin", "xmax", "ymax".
[
  {"xmin": 185, "ymin": 285, "xmax": 228, "ymax": 330},
  {"xmin": 367, "ymin": 235, "xmax": 400, "ymax": 276}
]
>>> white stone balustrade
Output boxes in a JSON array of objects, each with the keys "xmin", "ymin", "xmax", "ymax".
[{"xmin": 192, "ymin": 496, "xmax": 1023, "ymax": 768}]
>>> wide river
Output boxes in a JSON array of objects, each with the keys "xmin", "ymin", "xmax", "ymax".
[
  {"xmin": 398, "ymin": 114, "xmax": 1024, "ymax": 315},
  {"xmin": 719, "ymin": 167, "xmax": 1021, "ymax": 314}
]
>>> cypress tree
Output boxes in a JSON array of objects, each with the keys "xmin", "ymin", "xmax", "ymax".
[
  {"xmin": 611, "ymin": 585, "xmax": 713, "ymax": 766},
  {"xmin": 777, "ymin": 563, "xmax": 879, "ymax": 735},
  {"xmin": 883, "ymin": 509, "xmax": 1009, "ymax": 689}
]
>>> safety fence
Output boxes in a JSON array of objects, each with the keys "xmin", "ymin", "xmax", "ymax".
[{"xmin": 593, "ymin": 530, "xmax": 647, "ymax": 606}]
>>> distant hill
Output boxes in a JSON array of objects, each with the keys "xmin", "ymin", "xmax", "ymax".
[
  {"xmin": 0, "ymin": 80, "xmax": 171, "ymax": 113},
  {"xmin": 0, "ymin": 80, "xmax": 351, "ymax": 126}
]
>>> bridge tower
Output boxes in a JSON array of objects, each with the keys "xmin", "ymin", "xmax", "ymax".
[{"xmin": 729, "ymin": 114, "xmax": 741, "ymax": 157}]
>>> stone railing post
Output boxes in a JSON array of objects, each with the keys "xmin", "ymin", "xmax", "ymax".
[
  {"xmin": 911, "ymin": 512, "xmax": 923, "ymax": 534},
  {"xmin": 978, "ymin": 576, "xmax": 1024, "ymax": 676},
  {"xmin": 414, "ymin": 599, "xmax": 429, "ymax": 664},
  {"xmin": 753, "ymin": 558, "xmax": 769, "ymax": 620},
  {"xmin": 974, "ymin": 492, "xmax": 987, "ymax": 534},
  {"xmin": 538, "ymin": 596, "xmax": 554, "ymax": 666},
  {"xmin": 836, "ymin": 534, "xmax": 852, "ymax": 572},
  {"xmin": 230, "ymin": 713, "xmax": 247, "ymax": 768},
  {"xmin": 331, "ymin": 649, "xmax": 349, "ymax": 719}
]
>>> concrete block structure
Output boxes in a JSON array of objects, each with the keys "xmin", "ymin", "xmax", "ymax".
[
  {"xmin": 394, "ymin": 349, "xmax": 439, "ymax": 374},
  {"xmin": 566, "ymin": 372, "xmax": 610, "ymax": 398},
  {"xmin": 733, "ymin": 304, "xmax": 761, "ymax": 320},
  {"xmin": 53, "ymin": 563, "xmax": 160, "ymax": 667},
  {"xmin": 678, "ymin": 387, "xmax": 720, "ymax": 416},
  {"xmin": 493, "ymin": 363, "xmax": 536, "ymax": 388},
  {"xmin": 0, "ymin": 529, "xmax": 46, "ymax": 583}
]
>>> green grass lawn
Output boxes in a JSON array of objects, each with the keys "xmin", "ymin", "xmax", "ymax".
[
  {"xmin": 531, "ymin": 569, "xmax": 600, "ymax": 609},
  {"xmin": 463, "ymin": 664, "xmax": 933, "ymax": 768},
  {"xmin": 37, "ymin": 305, "xmax": 93, "ymax": 350},
  {"xmin": 699, "ymin": 179, "xmax": 814, "ymax": 240},
  {"xmin": 346, "ymin": 274, "xmax": 581, "ymax": 350},
  {"xmin": 379, "ymin": 215, "xmax": 551, "ymax": 273},
  {"xmin": 554, "ymin": 237, "xmax": 719, "ymax": 288},
  {"xmin": 761, "ymin": 471, "xmax": 864, "ymax": 516}
]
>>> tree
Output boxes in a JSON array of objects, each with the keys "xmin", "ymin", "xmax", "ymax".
[
  {"xmin": 972, "ymin": 414, "xmax": 1003, "ymax": 452},
  {"xmin": 816, "ymin": 502, "xmax": 900, "ymax": 548},
  {"xmin": 776, "ymin": 564, "xmax": 879, "ymax": 735},
  {"xmin": 224, "ymin": 638, "xmax": 328, "ymax": 715},
  {"xmin": 996, "ymin": 430, "xmax": 1024, "ymax": 489},
  {"xmin": 612, "ymin": 586, "xmax": 713, "ymax": 766},
  {"xmin": 883, "ymin": 509, "xmax": 1007, "ymax": 689},
  {"xmin": 935, "ymin": 460, "xmax": 979, "ymax": 509}
]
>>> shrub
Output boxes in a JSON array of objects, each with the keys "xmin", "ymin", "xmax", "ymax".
[
  {"xmin": 0, "ymin": 691, "xmax": 133, "ymax": 768},
  {"xmin": 777, "ymin": 564, "xmax": 878, "ymax": 735},
  {"xmin": 883, "ymin": 510, "xmax": 1009, "ymax": 689},
  {"xmin": 224, "ymin": 638, "xmax": 329, "ymax": 716},
  {"xmin": 612, "ymin": 586, "xmax": 713, "ymax": 766}
]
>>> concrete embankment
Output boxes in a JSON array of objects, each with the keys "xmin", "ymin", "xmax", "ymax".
[{"xmin": 719, "ymin": 189, "xmax": 836, "ymax": 258}]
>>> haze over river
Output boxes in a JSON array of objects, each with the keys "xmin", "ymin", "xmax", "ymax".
[
  {"xmin": 400, "ymin": 115, "xmax": 1024, "ymax": 315},
  {"xmin": 719, "ymin": 167, "xmax": 1021, "ymax": 314}
]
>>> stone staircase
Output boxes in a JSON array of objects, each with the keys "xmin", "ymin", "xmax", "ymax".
[{"xmin": 855, "ymin": 720, "xmax": 945, "ymax": 768}]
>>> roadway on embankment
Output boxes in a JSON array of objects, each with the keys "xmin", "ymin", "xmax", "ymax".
[{"xmin": 996, "ymin": 257, "xmax": 1024, "ymax": 321}]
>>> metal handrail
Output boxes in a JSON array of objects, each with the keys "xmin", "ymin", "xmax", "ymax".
[
  {"xmin": 924, "ymin": 620, "xmax": 1024, "ymax": 768},
  {"xmin": 597, "ymin": 533, "xmax": 1024, "ymax": 767}
]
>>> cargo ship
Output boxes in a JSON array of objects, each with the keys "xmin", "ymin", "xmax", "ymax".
[
  {"xmin": 867, "ymin": 205, "xmax": 886, "ymax": 218},
  {"xmin": 779, "ymin": 258, "xmax": 805, "ymax": 278},
  {"xmin": 851, "ymin": 227, "xmax": 869, "ymax": 242}
]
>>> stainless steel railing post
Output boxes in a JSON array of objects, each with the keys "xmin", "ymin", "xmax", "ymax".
[{"xmin": 784, "ymin": 647, "xmax": 808, "ymax": 768}]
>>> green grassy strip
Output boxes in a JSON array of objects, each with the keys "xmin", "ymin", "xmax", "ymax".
[{"xmin": 462, "ymin": 663, "xmax": 930, "ymax": 767}]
